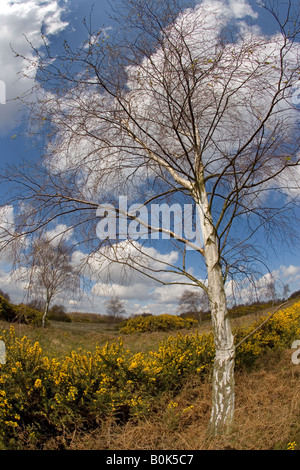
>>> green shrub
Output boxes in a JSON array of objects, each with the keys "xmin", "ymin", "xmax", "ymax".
[
  {"xmin": 0, "ymin": 302, "xmax": 299, "ymax": 449},
  {"xmin": 234, "ymin": 301, "xmax": 300, "ymax": 368},
  {"xmin": 119, "ymin": 314, "xmax": 198, "ymax": 334},
  {"xmin": 14, "ymin": 304, "xmax": 45, "ymax": 326},
  {"xmin": 0, "ymin": 296, "xmax": 44, "ymax": 326},
  {"xmin": 48, "ymin": 304, "xmax": 71, "ymax": 323},
  {"xmin": 0, "ymin": 295, "xmax": 16, "ymax": 322},
  {"xmin": 228, "ymin": 301, "xmax": 275, "ymax": 319}
]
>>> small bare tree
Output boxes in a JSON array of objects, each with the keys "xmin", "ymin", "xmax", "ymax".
[
  {"xmin": 282, "ymin": 283, "xmax": 290, "ymax": 300},
  {"xmin": 104, "ymin": 296, "xmax": 126, "ymax": 323},
  {"xmin": 265, "ymin": 277, "xmax": 278, "ymax": 302},
  {"xmin": 23, "ymin": 238, "xmax": 79, "ymax": 327},
  {"xmin": 177, "ymin": 289, "xmax": 209, "ymax": 320}
]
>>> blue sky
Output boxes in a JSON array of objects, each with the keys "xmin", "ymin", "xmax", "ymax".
[{"xmin": 0, "ymin": 0, "xmax": 299, "ymax": 315}]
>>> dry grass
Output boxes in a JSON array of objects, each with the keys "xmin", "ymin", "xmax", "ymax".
[
  {"xmin": 64, "ymin": 349, "xmax": 300, "ymax": 451},
  {"xmin": 2, "ymin": 299, "xmax": 300, "ymax": 450},
  {"xmin": 0, "ymin": 298, "xmax": 295, "ymax": 358},
  {"xmin": 0, "ymin": 319, "xmax": 208, "ymax": 358}
]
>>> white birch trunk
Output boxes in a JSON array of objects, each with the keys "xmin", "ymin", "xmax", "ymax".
[
  {"xmin": 42, "ymin": 300, "xmax": 50, "ymax": 328},
  {"xmin": 207, "ymin": 258, "xmax": 235, "ymax": 435},
  {"xmin": 196, "ymin": 194, "xmax": 235, "ymax": 435}
]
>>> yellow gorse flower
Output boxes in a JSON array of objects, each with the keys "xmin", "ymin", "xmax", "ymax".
[
  {"xmin": 287, "ymin": 441, "xmax": 297, "ymax": 450},
  {"xmin": 34, "ymin": 379, "xmax": 42, "ymax": 388},
  {"xmin": 119, "ymin": 313, "xmax": 198, "ymax": 334},
  {"xmin": 0, "ymin": 301, "xmax": 299, "ymax": 448}
]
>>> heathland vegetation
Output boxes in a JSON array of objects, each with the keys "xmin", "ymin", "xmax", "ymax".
[
  {"xmin": 1, "ymin": 0, "xmax": 299, "ymax": 438},
  {"xmin": 0, "ymin": 293, "xmax": 299, "ymax": 450}
]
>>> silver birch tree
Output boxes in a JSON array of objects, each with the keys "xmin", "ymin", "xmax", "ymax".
[{"xmin": 22, "ymin": 238, "xmax": 79, "ymax": 328}]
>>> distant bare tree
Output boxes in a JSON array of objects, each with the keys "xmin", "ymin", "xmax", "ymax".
[
  {"xmin": 282, "ymin": 283, "xmax": 290, "ymax": 300},
  {"xmin": 104, "ymin": 296, "xmax": 126, "ymax": 323},
  {"xmin": 177, "ymin": 289, "xmax": 209, "ymax": 320},
  {"xmin": 265, "ymin": 277, "xmax": 278, "ymax": 302},
  {"xmin": 22, "ymin": 238, "xmax": 79, "ymax": 327}
]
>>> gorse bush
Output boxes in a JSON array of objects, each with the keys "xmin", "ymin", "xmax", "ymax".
[
  {"xmin": 119, "ymin": 313, "xmax": 198, "ymax": 333},
  {"xmin": 0, "ymin": 329, "xmax": 149, "ymax": 448},
  {"xmin": 13, "ymin": 304, "xmax": 44, "ymax": 326},
  {"xmin": 0, "ymin": 302, "xmax": 299, "ymax": 449},
  {"xmin": 234, "ymin": 302, "xmax": 300, "ymax": 368},
  {"xmin": 228, "ymin": 301, "xmax": 275, "ymax": 319},
  {"xmin": 0, "ymin": 295, "xmax": 43, "ymax": 326},
  {"xmin": 0, "ymin": 295, "xmax": 16, "ymax": 322}
]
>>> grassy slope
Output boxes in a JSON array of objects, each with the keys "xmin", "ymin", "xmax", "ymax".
[
  {"xmin": 67, "ymin": 349, "xmax": 300, "ymax": 450},
  {"xmin": 0, "ymin": 298, "xmax": 299, "ymax": 450},
  {"xmin": 0, "ymin": 298, "xmax": 295, "ymax": 357}
]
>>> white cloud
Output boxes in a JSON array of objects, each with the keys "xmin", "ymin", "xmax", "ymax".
[
  {"xmin": 73, "ymin": 241, "xmax": 179, "ymax": 286},
  {"xmin": 71, "ymin": 241, "xmax": 195, "ymax": 314},
  {"xmin": 44, "ymin": 223, "xmax": 73, "ymax": 245},
  {"xmin": 0, "ymin": 0, "xmax": 69, "ymax": 135},
  {"xmin": 92, "ymin": 282, "xmax": 152, "ymax": 301},
  {"xmin": 41, "ymin": 0, "xmax": 263, "ymax": 201},
  {"xmin": 278, "ymin": 265, "xmax": 300, "ymax": 284},
  {"xmin": 152, "ymin": 283, "xmax": 204, "ymax": 305},
  {"xmin": 0, "ymin": 205, "xmax": 16, "ymax": 263},
  {"xmin": 123, "ymin": 0, "xmax": 300, "ymax": 201},
  {"xmin": 228, "ymin": 0, "xmax": 257, "ymax": 19},
  {"xmin": 0, "ymin": 205, "xmax": 14, "ymax": 236},
  {"xmin": 225, "ymin": 264, "xmax": 300, "ymax": 306},
  {"xmin": 280, "ymin": 265, "xmax": 300, "ymax": 277},
  {"xmin": 0, "ymin": 264, "xmax": 31, "ymax": 304}
]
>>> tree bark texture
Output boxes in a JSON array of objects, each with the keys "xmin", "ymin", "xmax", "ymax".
[{"xmin": 196, "ymin": 192, "xmax": 235, "ymax": 435}]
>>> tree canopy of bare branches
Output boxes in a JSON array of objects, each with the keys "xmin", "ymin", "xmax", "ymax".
[
  {"xmin": 21, "ymin": 237, "xmax": 79, "ymax": 327},
  {"xmin": 177, "ymin": 288, "xmax": 209, "ymax": 319},
  {"xmin": 104, "ymin": 296, "xmax": 126, "ymax": 322}
]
